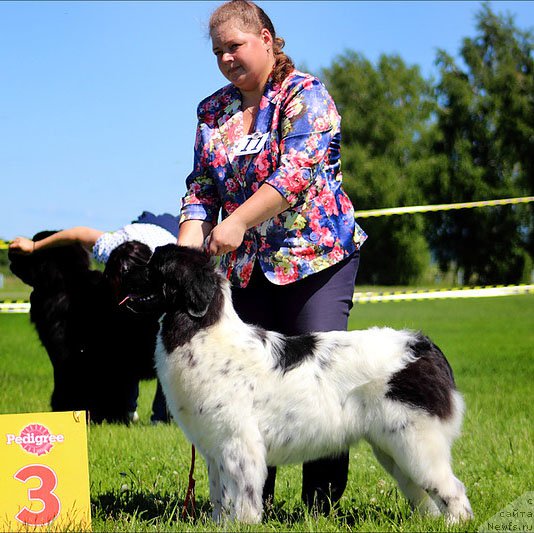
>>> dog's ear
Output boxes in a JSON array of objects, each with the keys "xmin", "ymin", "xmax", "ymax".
[{"xmin": 181, "ymin": 264, "xmax": 217, "ymax": 318}]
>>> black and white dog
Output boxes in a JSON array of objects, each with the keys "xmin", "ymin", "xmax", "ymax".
[
  {"xmin": 127, "ymin": 244, "xmax": 473, "ymax": 524},
  {"xmin": 9, "ymin": 231, "xmax": 159, "ymax": 423}
]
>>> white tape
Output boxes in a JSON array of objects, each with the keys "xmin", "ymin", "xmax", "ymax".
[
  {"xmin": 0, "ymin": 302, "xmax": 31, "ymax": 313},
  {"xmin": 353, "ymin": 284, "xmax": 534, "ymax": 303},
  {"xmin": 2, "ymin": 285, "xmax": 532, "ymax": 313}
]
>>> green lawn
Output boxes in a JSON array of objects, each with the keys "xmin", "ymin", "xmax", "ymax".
[{"xmin": 0, "ymin": 295, "xmax": 532, "ymax": 531}]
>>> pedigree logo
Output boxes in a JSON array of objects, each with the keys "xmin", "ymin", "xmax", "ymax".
[{"xmin": 6, "ymin": 424, "xmax": 65, "ymax": 456}]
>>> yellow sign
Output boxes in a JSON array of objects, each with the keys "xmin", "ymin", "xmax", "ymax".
[{"xmin": 0, "ymin": 411, "xmax": 91, "ymax": 532}]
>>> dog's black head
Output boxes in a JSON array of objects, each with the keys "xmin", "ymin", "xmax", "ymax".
[
  {"xmin": 104, "ymin": 240, "xmax": 153, "ymax": 304},
  {"xmin": 9, "ymin": 231, "xmax": 91, "ymax": 287},
  {"xmin": 125, "ymin": 244, "xmax": 219, "ymax": 319}
]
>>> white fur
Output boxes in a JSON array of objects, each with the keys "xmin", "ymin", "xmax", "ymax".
[{"xmin": 154, "ymin": 279, "xmax": 473, "ymax": 524}]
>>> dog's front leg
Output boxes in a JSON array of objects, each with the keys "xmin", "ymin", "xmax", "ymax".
[
  {"xmin": 207, "ymin": 457, "xmax": 223, "ymax": 523},
  {"xmin": 218, "ymin": 434, "xmax": 267, "ymax": 524}
]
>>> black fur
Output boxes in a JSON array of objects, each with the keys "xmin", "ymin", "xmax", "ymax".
[
  {"xmin": 273, "ymin": 334, "xmax": 318, "ymax": 373},
  {"xmin": 126, "ymin": 244, "xmax": 224, "ymax": 354},
  {"xmin": 385, "ymin": 333, "xmax": 456, "ymax": 419},
  {"xmin": 9, "ymin": 232, "xmax": 159, "ymax": 423}
]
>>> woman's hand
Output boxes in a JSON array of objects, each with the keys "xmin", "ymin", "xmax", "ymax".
[
  {"xmin": 207, "ymin": 215, "xmax": 247, "ymax": 256},
  {"xmin": 206, "ymin": 184, "xmax": 289, "ymax": 256},
  {"xmin": 9, "ymin": 237, "xmax": 34, "ymax": 255}
]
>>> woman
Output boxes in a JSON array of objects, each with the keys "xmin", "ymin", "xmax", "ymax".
[{"xmin": 178, "ymin": 0, "xmax": 367, "ymax": 512}]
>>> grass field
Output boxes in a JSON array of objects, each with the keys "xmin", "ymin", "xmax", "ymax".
[{"xmin": 0, "ymin": 295, "xmax": 532, "ymax": 532}]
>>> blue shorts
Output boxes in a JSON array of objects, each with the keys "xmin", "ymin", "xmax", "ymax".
[{"xmin": 132, "ymin": 211, "xmax": 180, "ymax": 238}]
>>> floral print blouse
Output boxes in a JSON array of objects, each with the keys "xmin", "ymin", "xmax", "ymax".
[{"xmin": 180, "ymin": 69, "xmax": 367, "ymax": 287}]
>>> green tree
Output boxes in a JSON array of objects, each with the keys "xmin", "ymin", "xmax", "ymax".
[
  {"xmin": 0, "ymin": 249, "xmax": 8, "ymax": 269},
  {"xmin": 322, "ymin": 52, "xmax": 436, "ymax": 284},
  {"xmin": 426, "ymin": 3, "xmax": 534, "ymax": 284}
]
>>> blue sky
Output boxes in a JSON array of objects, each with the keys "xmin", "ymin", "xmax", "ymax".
[{"xmin": 1, "ymin": 1, "xmax": 533, "ymax": 240}]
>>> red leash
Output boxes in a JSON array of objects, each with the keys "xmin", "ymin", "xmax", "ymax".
[{"xmin": 181, "ymin": 444, "xmax": 196, "ymax": 520}]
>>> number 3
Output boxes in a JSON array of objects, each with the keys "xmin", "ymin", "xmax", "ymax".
[{"xmin": 14, "ymin": 464, "xmax": 61, "ymax": 526}]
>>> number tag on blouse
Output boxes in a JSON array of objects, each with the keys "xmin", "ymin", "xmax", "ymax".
[{"xmin": 235, "ymin": 132, "xmax": 269, "ymax": 156}]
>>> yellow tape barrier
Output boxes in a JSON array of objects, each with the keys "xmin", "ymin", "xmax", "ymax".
[
  {"xmin": 352, "ymin": 284, "xmax": 534, "ymax": 304},
  {"xmin": 1, "ymin": 196, "xmax": 532, "ymax": 307},
  {"xmin": 1, "ymin": 284, "xmax": 532, "ymax": 313},
  {"xmin": 354, "ymin": 195, "xmax": 534, "ymax": 219},
  {"xmin": 0, "ymin": 300, "xmax": 31, "ymax": 313},
  {"xmin": 0, "ymin": 196, "xmax": 532, "ymax": 250}
]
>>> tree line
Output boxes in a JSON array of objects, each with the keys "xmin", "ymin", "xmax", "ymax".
[{"xmin": 321, "ymin": 3, "xmax": 533, "ymax": 285}]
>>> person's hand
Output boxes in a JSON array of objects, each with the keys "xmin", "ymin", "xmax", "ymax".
[
  {"xmin": 9, "ymin": 237, "xmax": 34, "ymax": 255},
  {"xmin": 207, "ymin": 216, "xmax": 247, "ymax": 256}
]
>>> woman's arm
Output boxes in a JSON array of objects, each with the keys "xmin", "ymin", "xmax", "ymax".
[
  {"xmin": 179, "ymin": 116, "xmax": 222, "ymax": 250},
  {"xmin": 207, "ymin": 184, "xmax": 289, "ymax": 256},
  {"xmin": 9, "ymin": 226, "xmax": 104, "ymax": 255},
  {"xmin": 177, "ymin": 220, "xmax": 214, "ymax": 249}
]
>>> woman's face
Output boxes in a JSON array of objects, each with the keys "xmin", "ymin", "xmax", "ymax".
[{"xmin": 211, "ymin": 21, "xmax": 274, "ymax": 95}]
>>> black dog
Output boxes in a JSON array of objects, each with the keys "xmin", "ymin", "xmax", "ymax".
[{"xmin": 9, "ymin": 231, "xmax": 159, "ymax": 423}]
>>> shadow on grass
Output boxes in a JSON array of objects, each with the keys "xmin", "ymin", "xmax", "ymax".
[
  {"xmin": 264, "ymin": 497, "xmax": 411, "ymax": 527},
  {"xmin": 93, "ymin": 490, "xmax": 411, "ymax": 528},
  {"xmin": 93, "ymin": 489, "xmax": 213, "ymax": 524},
  {"xmin": 336, "ymin": 498, "xmax": 412, "ymax": 527}
]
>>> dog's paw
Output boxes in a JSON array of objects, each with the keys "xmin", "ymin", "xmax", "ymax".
[{"xmin": 445, "ymin": 502, "xmax": 474, "ymax": 524}]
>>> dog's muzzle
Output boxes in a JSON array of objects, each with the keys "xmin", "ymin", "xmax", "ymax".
[{"xmin": 121, "ymin": 292, "xmax": 163, "ymax": 315}]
